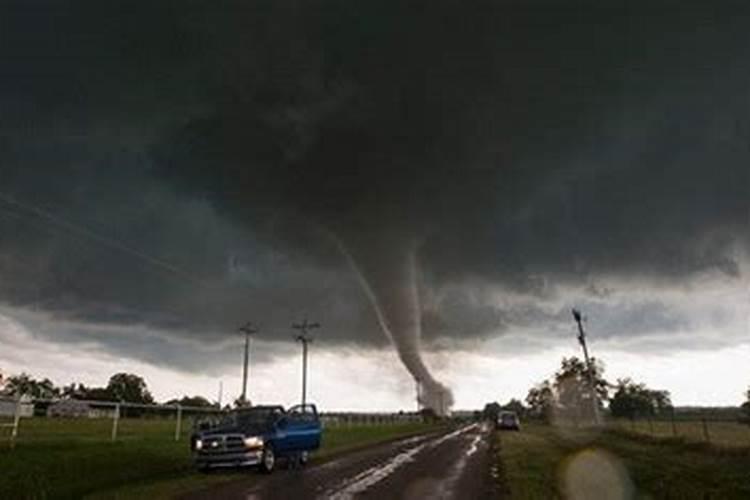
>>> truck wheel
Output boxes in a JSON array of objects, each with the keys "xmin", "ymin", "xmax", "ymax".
[
  {"xmin": 260, "ymin": 446, "xmax": 276, "ymax": 474},
  {"xmin": 299, "ymin": 451, "xmax": 309, "ymax": 466}
]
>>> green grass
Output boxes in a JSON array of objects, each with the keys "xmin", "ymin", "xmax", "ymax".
[
  {"xmin": 0, "ymin": 417, "xmax": 439, "ymax": 500},
  {"xmin": 496, "ymin": 423, "xmax": 750, "ymax": 499},
  {"xmin": 610, "ymin": 418, "xmax": 750, "ymax": 448}
]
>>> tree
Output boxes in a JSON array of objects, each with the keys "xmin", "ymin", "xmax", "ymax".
[
  {"xmin": 742, "ymin": 387, "xmax": 750, "ymax": 422},
  {"xmin": 555, "ymin": 357, "xmax": 608, "ymax": 405},
  {"xmin": 525, "ymin": 357, "xmax": 609, "ymax": 423},
  {"xmin": 84, "ymin": 387, "xmax": 115, "ymax": 401},
  {"xmin": 553, "ymin": 356, "xmax": 608, "ymax": 422},
  {"xmin": 609, "ymin": 378, "xmax": 672, "ymax": 418},
  {"xmin": 525, "ymin": 380, "xmax": 554, "ymax": 420},
  {"xmin": 106, "ymin": 373, "xmax": 153, "ymax": 404},
  {"xmin": 1, "ymin": 373, "xmax": 60, "ymax": 399},
  {"xmin": 502, "ymin": 398, "xmax": 526, "ymax": 417},
  {"xmin": 165, "ymin": 395, "xmax": 214, "ymax": 408},
  {"xmin": 419, "ymin": 407, "xmax": 439, "ymax": 422},
  {"xmin": 62, "ymin": 382, "xmax": 91, "ymax": 400},
  {"xmin": 482, "ymin": 402, "xmax": 502, "ymax": 422}
]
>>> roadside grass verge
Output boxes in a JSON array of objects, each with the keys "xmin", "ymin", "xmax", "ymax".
[
  {"xmin": 610, "ymin": 418, "xmax": 750, "ymax": 448},
  {"xmin": 495, "ymin": 423, "xmax": 750, "ymax": 499},
  {"xmin": 0, "ymin": 418, "xmax": 440, "ymax": 499}
]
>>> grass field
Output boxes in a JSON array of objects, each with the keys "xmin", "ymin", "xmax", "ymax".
[
  {"xmin": 495, "ymin": 423, "xmax": 750, "ymax": 499},
  {"xmin": 0, "ymin": 417, "xmax": 440, "ymax": 499},
  {"xmin": 610, "ymin": 418, "xmax": 750, "ymax": 448}
]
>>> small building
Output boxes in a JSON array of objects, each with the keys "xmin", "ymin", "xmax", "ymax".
[
  {"xmin": 0, "ymin": 396, "xmax": 34, "ymax": 418},
  {"xmin": 47, "ymin": 399, "xmax": 92, "ymax": 418},
  {"xmin": 46, "ymin": 399, "xmax": 114, "ymax": 418}
]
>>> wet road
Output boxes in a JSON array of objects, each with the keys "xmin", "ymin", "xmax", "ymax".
[{"xmin": 183, "ymin": 423, "xmax": 495, "ymax": 500}]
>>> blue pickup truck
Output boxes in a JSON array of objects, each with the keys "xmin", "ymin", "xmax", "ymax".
[{"xmin": 191, "ymin": 404, "xmax": 321, "ymax": 473}]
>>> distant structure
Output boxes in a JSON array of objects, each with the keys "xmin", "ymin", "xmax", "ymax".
[
  {"xmin": 47, "ymin": 400, "xmax": 114, "ymax": 418},
  {"xmin": 0, "ymin": 396, "xmax": 34, "ymax": 418}
]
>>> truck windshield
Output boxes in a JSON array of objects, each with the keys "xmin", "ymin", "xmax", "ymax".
[{"xmin": 219, "ymin": 408, "xmax": 282, "ymax": 428}]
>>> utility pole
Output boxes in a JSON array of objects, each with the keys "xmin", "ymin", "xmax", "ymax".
[
  {"xmin": 572, "ymin": 308, "xmax": 600, "ymax": 424},
  {"xmin": 238, "ymin": 322, "xmax": 257, "ymax": 405},
  {"xmin": 293, "ymin": 319, "xmax": 319, "ymax": 407}
]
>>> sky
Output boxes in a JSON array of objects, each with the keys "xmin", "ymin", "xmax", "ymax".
[{"xmin": 0, "ymin": 1, "xmax": 748, "ymax": 410}]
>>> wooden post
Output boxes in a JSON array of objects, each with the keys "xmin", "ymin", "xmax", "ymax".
[
  {"xmin": 111, "ymin": 403, "xmax": 120, "ymax": 442},
  {"xmin": 174, "ymin": 404, "xmax": 182, "ymax": 441},
  {"xmin": 10, "ymin": 397, "xmax": 21, "ymax": 449},
  {"xmin": 701, "ymin": 417, "xmax": 710, "ymax": 443}
]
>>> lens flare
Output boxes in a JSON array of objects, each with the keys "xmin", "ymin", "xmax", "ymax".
[{"xmin": 559, "ymin": 448, "xmax": 634, "ymax": 500}]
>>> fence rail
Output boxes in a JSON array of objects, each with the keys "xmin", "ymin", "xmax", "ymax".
[
  {"xmin": 0, "ymin": 397, "xmax": 428, "ymax": 447},
  {"xmin": 0, "ymin": 396, "xmax": 224, "ymax": 445},
  {"xmin": 609, "ymin": 414, "xmax": 750, "ymax": 448}
]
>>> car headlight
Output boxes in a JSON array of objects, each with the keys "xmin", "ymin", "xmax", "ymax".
[
  {"xmin": 243, "ymin": 436, "xmax": 264, "ymax": 449},
  {"xmin": 195, "ymin": 439, "xmax": 203, "ymax": 451}
]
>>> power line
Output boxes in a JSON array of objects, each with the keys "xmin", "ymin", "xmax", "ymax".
[{"xmin": 0, "ymin": 191, "xmax": 211, "ymax": 289}]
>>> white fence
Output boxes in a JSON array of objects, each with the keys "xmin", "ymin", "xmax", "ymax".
[
  {"xmin": 0, "ymin": 396, "xmax": 223, "ymax": 446},
  {"xmin": 0, "ymin": 397, "xmax": 429, "ymax": 447},
  {"xmin": 0, "ymin": 397, "xmax": 28, "ymax": 447}
]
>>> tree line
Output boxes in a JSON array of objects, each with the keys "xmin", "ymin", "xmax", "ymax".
[
  {"xmin": 486, "ymin": 356, "xmax": 750, "ymax": 423},
  {"xmin": 0, "ymin": 371, "xmax": 214, "ymax": 408}
]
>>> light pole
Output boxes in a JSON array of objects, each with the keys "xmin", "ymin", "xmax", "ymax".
[
  {"xmin": 239, "ymin": 322, "xmax": 257, "ymax": 405},
  {"xmin": 572, "ymin": 308, "xmax": 600, "ymax": 424},
  {"xmin": 293, "ymin": 319, "xmax": 319, "ymax": 406}
]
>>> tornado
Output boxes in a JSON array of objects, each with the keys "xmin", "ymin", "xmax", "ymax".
[{"xmin": 334, "ymin": 228, "xmax": 454, "ymax": 415}]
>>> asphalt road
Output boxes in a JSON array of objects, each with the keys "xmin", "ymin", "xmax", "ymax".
[{"xmin": 183, "ymin": 423, "xmax": 496, "ymax": 500}]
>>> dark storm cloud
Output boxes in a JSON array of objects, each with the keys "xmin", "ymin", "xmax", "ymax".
[{"xmin": 0, "ymin": 1, "xmax": 748, "ymax": 363}]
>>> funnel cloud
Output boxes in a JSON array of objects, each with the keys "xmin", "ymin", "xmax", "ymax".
[{"xmin": 336, "ymin": 229, "xmax": 454, "ymax": 412}]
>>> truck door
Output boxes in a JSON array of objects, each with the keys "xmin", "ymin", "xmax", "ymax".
[{"xmin": 286, "ymin": 404, "xmax": 321, "ymax": 451}]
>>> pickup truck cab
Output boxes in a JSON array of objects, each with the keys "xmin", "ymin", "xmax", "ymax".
[{"xmin": 191, "ymin": 404, "xmax": 321, "ymax": 473}]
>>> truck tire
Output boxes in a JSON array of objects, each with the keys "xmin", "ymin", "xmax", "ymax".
[
  {"xmin": 299, "ymin": 451, "xmax": 309, "ymax": 466},
  {"xmin": 260, "ymin": 446, "xmax": 276, "ymax": 474}
]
